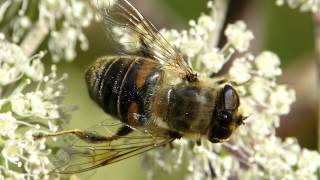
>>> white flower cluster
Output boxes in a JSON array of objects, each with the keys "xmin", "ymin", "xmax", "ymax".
[
  {"xmin": 137, "ymin": 4, "xmax": 320, "ymax": 180},
  {"xmin": 276, "ymin": 0, "xmax": 320, "ymax": 13},
  {"xmin": 0, "ymin": 40, "xmax": 68, "ymax": 179},
  {"xmin": 0, "ymin": 40, "xmax": 44, "ymax": 85},
  {"xmin": 0, "ymin": 0, "xmax": 101, "ymax": 62},
  {"xmin": 160, "ymin": 18, "xmax": 253, "ymax": 75}
]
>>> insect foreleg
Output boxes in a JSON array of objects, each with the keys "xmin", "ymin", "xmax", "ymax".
[{"xmin": 33, "ymin": 125, "xmax": 133, "ymax": 144}]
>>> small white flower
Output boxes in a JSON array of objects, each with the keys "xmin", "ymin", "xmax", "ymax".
[
  {"xmin": 269, "ymin": 85, "xmax": 296, "ymax": 115},
  {"xmin": 225, "ymin": 21, "xmax": 254, "ymax": 52},
  {"xmin": 300, "ymin": 0, "xmax": 319, "ymax": 12},
  {"xmin": 276, "ymin": 0, "xmax": 285, "ymax": 6},
  {"xmin": 1, "ymin": 0, "xmax": 98, "ymax": 62},
  {"xmin": 276, "ymin": 0, "xmax": 320, "ymax": 12},
  {"xmin": 180, "ymin": 36, "xmax": 204, "ymax": 58},
  {"xmin": 48, "ymin": 25, "xmax": 82, "ymax": 62},
  {"xmin": 295, "ymin": 171, "xmax": 318, "ymax": 180},
  {"xmin": 25, "ymin": 59, "xmax": 45, "ymax": 82},
  {"xmin": 67, "ymin": 1, "xmax": 93, "ymax": 27},
  {"xmin": 249, "ymin": 77, "xmax": 271, "ymax": 105},
  {"xmin": 0, "ymin": 64, "xmax": 22, "ymax": 85},
  {"xmin": 0, "ymin": 41, "xmax": 46, "ymax": 84},
  {"xmin": 2, "ymin": 140, "xmax": 23, "ymax": 165},
  {"xmin": 229, "ymin": 57, "xmax": 252, "ymax": 83},
  {"xmin": 11, "ymin": 91, "xmax": 60, "ymax": 119},
  {"xmin": 12, "ymin": 16, "xmax": 32, "ymax": 43},
  {"xmin": 38, "ymin": 0, "xmax": 94, "ymax": 61},
  {"xmin": 19, "ymin": 17, "xmax": 31, "ymax": 28},
  {"xmin": 0, "ymin": 40, "xmax": 26, "ymax": 64},
  {"xmin": 24, "ymin": 153, "xmax": 53, "ymax": 177},
  {"xmin": 198, "ymin": 15, "xmax": 216, "ymax": 31},
  {"xmin": 188, "ymin": 14, "xmax": 215, "ymax": 38},
  {"xmin": 0, "ymin": 41, "xmax": 29, "ymax": 85},
  {"xmin": 39, "ymin": 0, "xmax": 66, "ymax": 28},
  {"xmin": 255, "ymin": 51, "xmax": 282, "ymax": 78},
  {"xmin": 0, "ymin": 112, "xmax": 18, "ymax": 137},
  {"xmin": 283, "ymin": 148, "xmax": 298, "ymax": 166},
  {"xmin": 247, "ymin": 114, "xmax": 275, "ymax": 137},
  {"xmin": 199, "ymin": 50, "xmax": 225, "ymax": 74},
  {"xmin": 298, "ymin": 149, "xmax": 320, "ymax": 173},
  {"xmin": 11, "ymin": 93, "xmax": 34, "ymax": 117},
  {"xmin": 160, "ymin": 29, "xmax": 182, "ymax": 48},
  {"xmin": 238, "ymin": 97, "xmax": 256, "ymax": 116},
  {"xmin": 287, "ymin": 0, "xmax": 301, "ymax": 8}
]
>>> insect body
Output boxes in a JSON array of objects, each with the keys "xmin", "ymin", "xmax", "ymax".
[
  {"xmin": 86, "ymin": 56, "xmax": 243, "ymax": 143},
  {"xmin": 86, "ymin": 56, "xmax": 164, "ymax": 130},
  {"xmin": 35, "ymin": 0, "xmax": 245, "ymax": 174}
]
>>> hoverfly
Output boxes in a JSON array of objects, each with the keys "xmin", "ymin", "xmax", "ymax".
[{"xmin": 34, "ymin": 0, "xmax": 245, "ymax": 174}]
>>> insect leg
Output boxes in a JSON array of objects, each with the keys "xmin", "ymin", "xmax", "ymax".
[{"xmin": 33, "ymin": 125, "xmax": 133, "ymax": 144}]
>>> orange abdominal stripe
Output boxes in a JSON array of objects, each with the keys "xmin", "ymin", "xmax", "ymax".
[
  {"xmin": 128, "ymin": 101, "xmax": 141, "ymax": 126},
  {"xmin": 136, "ymin": 61, "xmax": 158, "ymax": 88}
]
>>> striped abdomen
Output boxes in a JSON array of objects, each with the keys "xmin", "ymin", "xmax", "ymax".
[{"xmin": 85, "ymin": 56, "xmax": 163, "ymax": 127}]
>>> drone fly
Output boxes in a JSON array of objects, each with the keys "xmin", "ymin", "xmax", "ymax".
[{"xmin": 34, "ymin": 0, "xmax": 244, "ymax": 174}]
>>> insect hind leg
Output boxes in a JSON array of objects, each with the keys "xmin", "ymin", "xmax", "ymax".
[{"xmin": 33, "ymin": 125, "xmax": 133, "ymax": 144}]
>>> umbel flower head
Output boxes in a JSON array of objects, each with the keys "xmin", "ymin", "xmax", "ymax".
[
  {"xmin": 103, "ymin": 2, "xmax": 320, "ymax": 180},
  {"xmin": 0, "ymin": 39, "xmax": 68, "ymax": 179},
  {"xmin": 276, "ymin": 0, "xmax": 320, "ymax": 12},
  {"xmin": 0, "ymin": 0, "xmax": 101, "ymax": 179},
  {"xmin": 0, "ymin": 0, "xmax": 99, "ymax": 62}
]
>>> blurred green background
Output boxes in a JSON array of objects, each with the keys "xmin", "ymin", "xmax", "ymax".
[{"xmin": 48, "ymin": 1, "xmax": 316, "ymax": 179}]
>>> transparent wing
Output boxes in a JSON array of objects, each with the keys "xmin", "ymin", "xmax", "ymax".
[
  {"xmin": 52, "ymin": 122, "xmax": 175, "ymax": 174},
  {"xmin": 97, "ymin": 0, "xmax": 194, "ymax": 78}
]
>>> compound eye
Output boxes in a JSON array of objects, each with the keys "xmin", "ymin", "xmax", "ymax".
[
  {"xmin": 222, "ymin": 85, "xmax": 239, "ymax": 110},
  {"xmin": 209, "ymin": 125, "xmax": 232, "ymax": 142},
  {"xmin": 218, "ymin": 110, "xmax": 232, "ymax": 126}
]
